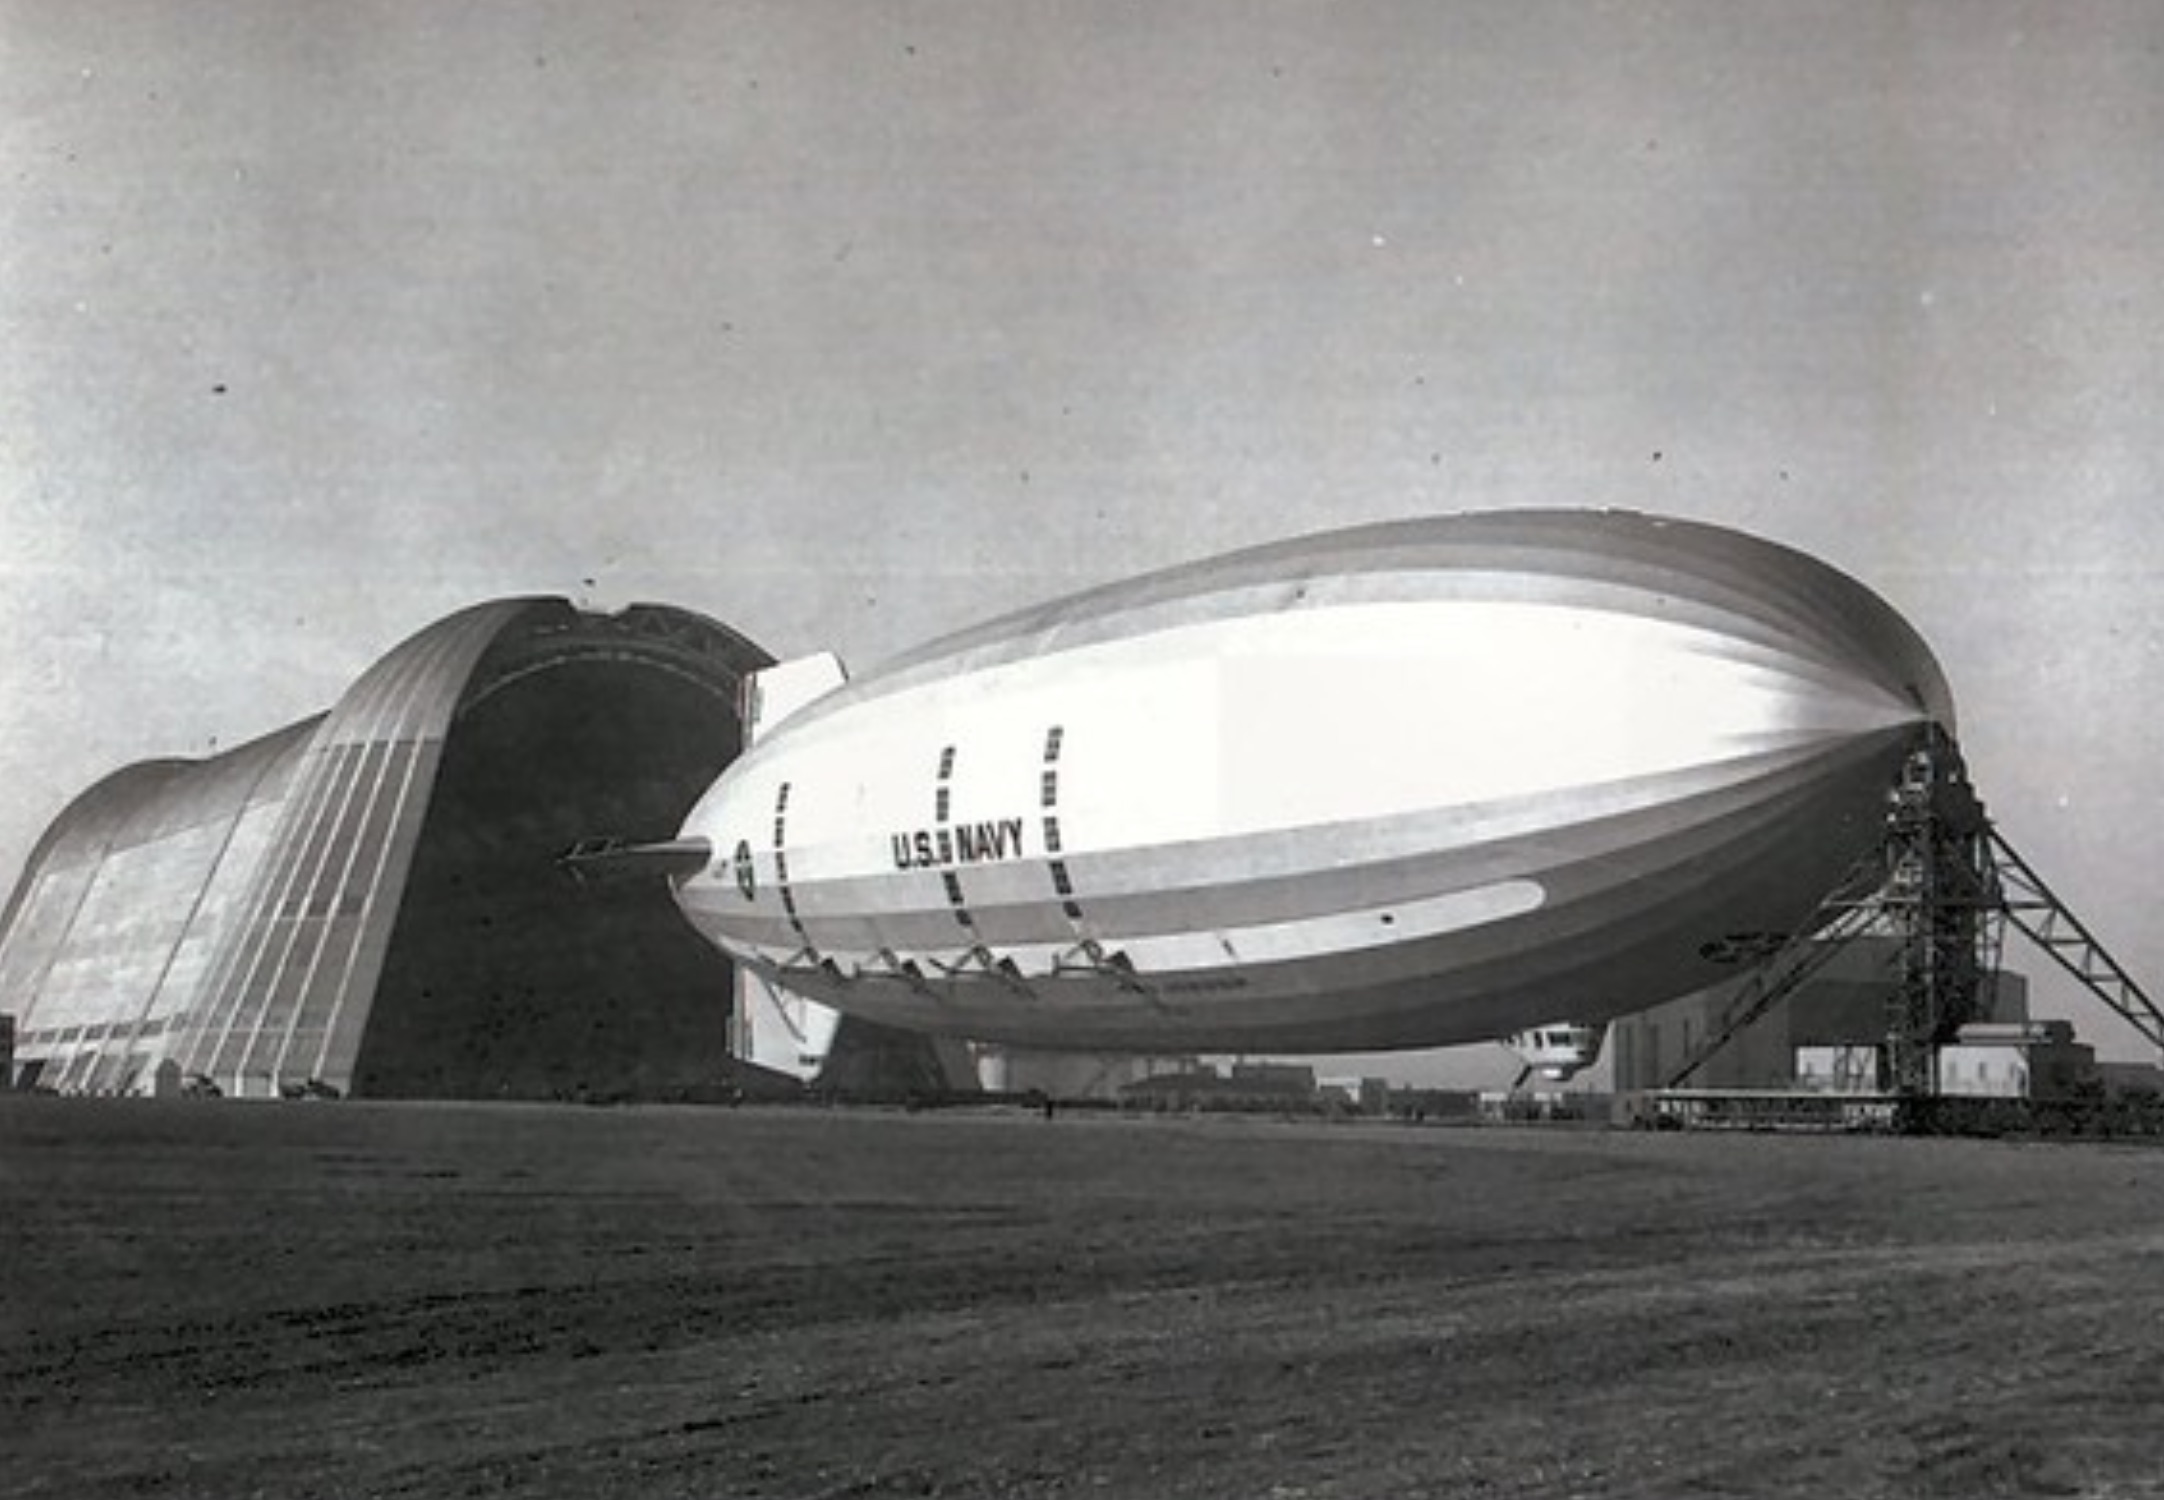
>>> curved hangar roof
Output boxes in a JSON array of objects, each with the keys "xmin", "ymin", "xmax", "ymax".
[{"xmin": 0, "ymin": 600, "xmax": 770, "ymax": 1099}]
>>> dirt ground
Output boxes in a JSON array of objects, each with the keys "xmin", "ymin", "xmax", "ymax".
[{"xmin": 4, "ymin": 1098, "xmax": 2163, "ymax": 1499}]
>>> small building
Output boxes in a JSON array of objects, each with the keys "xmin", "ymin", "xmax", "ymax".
[
  {"xmin": 1384, "ymin": 1086, "xmax": 1483, "ymax": 1122},
  {"xmin": 1120, "ymin": 1061, "xmax": 1324, "ymax": 1113},
  {"xmin": 2097, "ymin": 1060, "xmax": 2164, "ymax": 1098},
  {"xmin": 974, "ymin": 1046, "xmax": 1194, "ymax": 1102},
  {"xmin": 1316, "ymin": 1075, "xmax": 1391, "ymax": 1114},
  {"xmin": 1229, "ymin": 1060, "xmax": 1317, "ymax": 1091},
  {"xmin": 1937, "ymin": 1020, "xmax": 2096, "ymax": 1101},
  {"xmin": 1477, "ymin": 1089, "xmax": 1576, "ymax": 1122}
]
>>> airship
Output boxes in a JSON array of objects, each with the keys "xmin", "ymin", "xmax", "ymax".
[{"xmin": 662, "ymin": 510, "xmax": 1951, "ymax": 1054}]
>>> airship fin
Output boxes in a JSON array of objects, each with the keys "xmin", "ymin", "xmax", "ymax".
[{"xmin": 740, "ymin": 652, "xmax": 849, "ymax": 744}]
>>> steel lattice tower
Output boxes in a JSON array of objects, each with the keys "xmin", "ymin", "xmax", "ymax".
[{"xmin": 1666, "ymin": 728, "xmax": 2162, "ymax": 1100}]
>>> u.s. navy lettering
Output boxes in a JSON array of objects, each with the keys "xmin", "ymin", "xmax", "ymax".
[{"xmin": 891, "ymin": 817, "xmax": 1027, "ymax": 870}]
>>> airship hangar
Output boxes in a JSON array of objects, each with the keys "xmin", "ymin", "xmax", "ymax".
[{"xmin": 0, "ymin": 598, "xmax": 784, "ymax": 1101}]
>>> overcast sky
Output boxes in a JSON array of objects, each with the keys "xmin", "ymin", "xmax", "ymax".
[{"xmin": 5, "ymin": 2, "xmax": 2160, "ymax": 1074}]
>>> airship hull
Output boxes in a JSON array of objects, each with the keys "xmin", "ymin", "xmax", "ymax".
[{"xmin": 673, "ymin": 512, "xmax": 1950, "ymax": 1052}]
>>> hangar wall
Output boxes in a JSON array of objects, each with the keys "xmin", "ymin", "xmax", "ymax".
[
  {"xmin": 0, "ymin": 728, "xmax": 318, "ymax": 1094},
  {"xmin": 0, "ymin": 599, "xmax": 771, "ymax": 1100}
]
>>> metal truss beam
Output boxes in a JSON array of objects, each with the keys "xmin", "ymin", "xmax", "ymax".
[
  {"xmin": 1663, "ymin": 887, "xmax": 1884, "ymax": 1088},
  {"xmin": 1987, "ymin": 828, "xmax": 2164, "ymax": 1053}
]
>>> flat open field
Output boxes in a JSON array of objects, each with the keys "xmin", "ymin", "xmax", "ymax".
[{"xmin": 4, "ymin": 1099, "xmax": 2163, "ymax": 1499}]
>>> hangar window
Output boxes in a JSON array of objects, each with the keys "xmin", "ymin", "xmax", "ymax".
[
  {"xmin": 938, "ymin": 745, "xmax": 956, "ymax": 780},
  {"xmin": 1043, "ymin": 726, "xmax": 1064, "ymax": 763},
  {"xmin": 1040, "ymin": 770, "xmax": 1059, "ymax": 807}
]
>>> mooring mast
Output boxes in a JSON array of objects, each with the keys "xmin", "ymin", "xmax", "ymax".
[{"xmin": 1665, "ymin": 728, "xmax": 2163, "ymax": 1095}]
